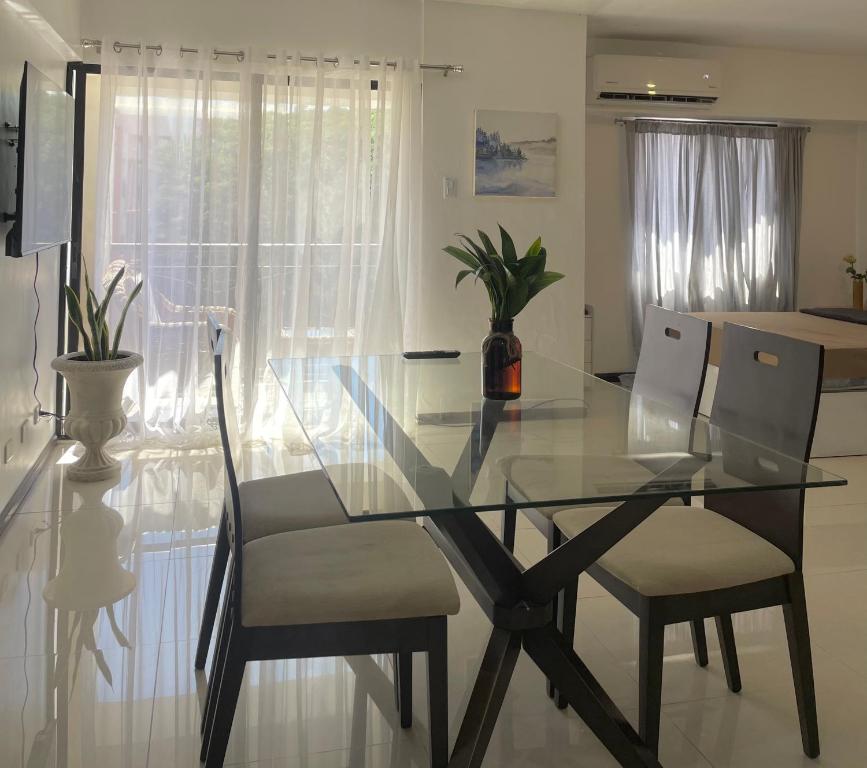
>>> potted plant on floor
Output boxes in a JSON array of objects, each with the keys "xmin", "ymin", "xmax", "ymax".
[
  {"xmin": 52, "ymin": 268, "xmax": 143, "ymax": 481},
  {"xmin": 443, "ymin": 226, "xmax": 564, "ymax": 400}
]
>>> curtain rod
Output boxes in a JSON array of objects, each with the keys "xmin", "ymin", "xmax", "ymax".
[
  {"xmin": 614, "ymin": 117, "xmax": 810, "ymax": 131},
  {"xmin": 79, "ymin": 39, "xmax": 463, "ymax": 76}
]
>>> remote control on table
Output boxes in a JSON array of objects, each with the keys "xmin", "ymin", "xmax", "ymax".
[{"xmin": 402, "ymin": 350, "xmax": 461, "ymax": 359}]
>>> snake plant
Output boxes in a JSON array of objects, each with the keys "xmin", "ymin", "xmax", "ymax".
[
  {"xmin": 64, "ymin": 266, "xmax": 143, "ymax": 361},
  {"xmin": 443, "ymin": 226, "xmax": 564, "ymax": 321}
]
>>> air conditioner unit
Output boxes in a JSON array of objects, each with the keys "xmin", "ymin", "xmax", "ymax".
[{"xmin": 591, "ymin": 55, "xmax": 722, "ymax": 105}]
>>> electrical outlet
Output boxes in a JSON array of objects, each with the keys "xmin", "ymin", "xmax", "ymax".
[
  {"xmin": 33, "ymin": 406, "xmax": 40, "ymax": 425},
  {"xmin": 3, "ymin": 439, "xmax": 14, "ymax": 465}
]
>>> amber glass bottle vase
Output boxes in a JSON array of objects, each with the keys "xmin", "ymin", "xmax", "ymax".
[{"xmin": 481, "ymin": 319, "xmax": 522, "ymax": 400}]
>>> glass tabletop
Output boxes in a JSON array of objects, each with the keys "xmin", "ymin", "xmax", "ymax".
[{"xmin": 269, "ymin": 352, "xmax": 845, "ymax": 519}]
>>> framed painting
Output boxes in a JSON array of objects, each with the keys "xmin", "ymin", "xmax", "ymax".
[{"xmin": 474, "ymin": 109, "xmax": 557, "ymax": 198}]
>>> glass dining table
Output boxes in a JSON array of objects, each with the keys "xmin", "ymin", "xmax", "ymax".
[{"xmin": 269, "ymin": 351, "xmax": 845, "ymax": 768}]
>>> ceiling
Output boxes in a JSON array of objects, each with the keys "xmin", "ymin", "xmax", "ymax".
[{"xmin": 442, "ymin": 0, "xmax": 867, "ymax": 54}]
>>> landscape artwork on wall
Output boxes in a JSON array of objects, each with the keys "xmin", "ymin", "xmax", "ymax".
[{"xmin": 474, "ymin": 109, "xmax": 557, "ymax": 198}]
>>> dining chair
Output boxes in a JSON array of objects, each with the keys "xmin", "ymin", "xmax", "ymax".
[
  {"xmin": 498, "ymin": 305, "xmax": 711, "ymax": 704},
  {"xmin": 196, "ymin": 315, "xmax": 411, "ymax": 676},
  {"xmin": 200, "ymin": 329, "xmax": 460, "ymax": 768},
  {"xmin": 554, "ymin": 322, "xmax": 825, "ymax": 757}
]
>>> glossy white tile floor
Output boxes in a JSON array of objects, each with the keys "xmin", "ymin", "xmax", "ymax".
[{"xmin": 1, "ymin": 441, "xmax": 866, "ymax": 767}]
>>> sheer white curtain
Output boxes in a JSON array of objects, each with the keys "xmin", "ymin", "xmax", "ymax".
[
  {"xmin": 625, "ymin": 121, "xmax": 807, "ymax": 350},
  {"xmin": 92, "ymin": 45, "xmax": 422, "ymax": 444}
]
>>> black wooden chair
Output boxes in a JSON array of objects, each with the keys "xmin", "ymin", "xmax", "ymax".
[
  {"xmin": 200, "ymin": 329, "xmax": 460, "ymax": 768},
  {"xmin": 498, "ymin": 305, "xmax": 712, "ymax": 704},
  {"xmin": 196, "ymin": 316, "xmax": 415, "ymax": 693},
  {"xmin": 554, "ymin": 323, "xmax": 824, "ymax": 758}
]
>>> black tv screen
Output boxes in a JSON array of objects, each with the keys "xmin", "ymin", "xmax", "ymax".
[{"xmin": 5, "ymin": 62, "xmax": 73, "ymax": 258}]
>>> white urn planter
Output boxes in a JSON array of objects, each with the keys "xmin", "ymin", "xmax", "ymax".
[{"xmin": 51, "ymin": 351, "xmax": 143, "ymax": 482}]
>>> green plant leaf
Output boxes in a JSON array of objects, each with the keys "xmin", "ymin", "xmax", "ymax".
[
  {"xmin": 477, "ymin": 230, "xmax": 497, "ymax": 256},
  {"xmin": 97, "ymin": 267, "xmax": 125, "ymax": 325},
  {"xmin": 457, "ymin": 235, "xmax": 505, "ymax": 312},
  {"xmin": 527, "ymin": 271, "xmax": 565, "ymax": 300},
  {"xmin": 507, "ymin": 280, "xmax": 529, "ymax": 318},
  {"xmin": 65, "ymin": 286, "xmax": 94, "ymax": 360},
  {"xmin": 110, "ymin": 281, "xmax": 143, "ymax": 359},
  {"xmin": 498, "ymin": 225, "xmax": 517, "ymax": 265},
  {"xmin": 455, "ymin": 269, "xmax": 473, "ymax": 289},
  {"xmin": 85, "ymin": 290, "xmax": 102, "ymax": 361},
  {"xmin": 517, "ymin": 251, "xmax": 546, "ymax": 280},
  {"xmin": 457, "ymin": 234, "xmax": 488, "ymax": 262},
  {"xmin": 101, "ymin": 317, "xmax": 110, "ymax": 359},
  {"xmin": 442, "ymin": 246, "xmax": 480, "ymax": 271},
  {"xmin": 525, "ymin": 237, "xmax": 542, "ymax": 258}
]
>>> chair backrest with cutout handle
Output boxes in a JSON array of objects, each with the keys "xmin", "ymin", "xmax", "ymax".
[
  {"xmin": 634, "ymin": 305, "xmax": 712, "ymax": 417},
  {"xmin": 707, "ymin": 322, "xmax": 824, "ymax": 567}
]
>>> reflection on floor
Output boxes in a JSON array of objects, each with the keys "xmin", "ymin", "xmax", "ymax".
[{"xmin": 0, "ymin": 440, "xmax": 866, "ymax": 767}]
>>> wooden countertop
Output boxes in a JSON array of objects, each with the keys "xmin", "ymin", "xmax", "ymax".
[{"xmin": 690, "ymin": 311, "xmax": 867, "ymax": 379}]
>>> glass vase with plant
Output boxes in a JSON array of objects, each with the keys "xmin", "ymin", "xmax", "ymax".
[
  {"xmin": 843, "ymin": 254, "xmax": 865, "ymax": 310},
  {"xmin": 443, "ymin": 226, "xmax": 564, "ymax": 399}
]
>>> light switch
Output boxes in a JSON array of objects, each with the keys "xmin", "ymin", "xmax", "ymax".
[{"xmin": 442, "ymin": 177, "xmax": 457, "ymax": 198}]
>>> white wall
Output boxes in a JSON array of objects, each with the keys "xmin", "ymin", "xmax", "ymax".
[
  {"xmin": 0, "ymin": 0, "xmax": 78, "ymax": 512},
  {"xmin": 586, "ymin": 37, "xmax": 867, "ymax": 373},
  {"xmin": 81, "ymin": 0, "xmax": 423, "ymax": 58},
  {"xmin": 420, "ymin": 2, "xmax": 586, "ymax": 366},
  {"xmin": 799, "ymin": 125, "xmax": 859, "ymax": 309}
]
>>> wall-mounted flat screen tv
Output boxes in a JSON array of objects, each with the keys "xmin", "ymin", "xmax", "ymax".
[{"xmin": 4, "ymin": 62, "xmax": 74, "ymax": 258}]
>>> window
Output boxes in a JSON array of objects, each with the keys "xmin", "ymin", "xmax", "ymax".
[{"xmin": 625, "ymin": 120, "xmax": 807, "ymax": 343}]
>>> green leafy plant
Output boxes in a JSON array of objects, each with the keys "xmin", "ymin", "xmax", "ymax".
[
  {"xmin": 443, "ymin": 225, "xmax": 564, "ymax": 321},
  {"xmin": 843, "ymin": 254, "xmax": 865, "ymax": 282},
  {"xmin": 64, "ymin": 267, "xmax": 143, "ymax": 361}
]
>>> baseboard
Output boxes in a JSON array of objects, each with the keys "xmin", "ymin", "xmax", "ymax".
[{"xmin": 0, "ymin": 436, "xmax": 60, "ymax": 536}]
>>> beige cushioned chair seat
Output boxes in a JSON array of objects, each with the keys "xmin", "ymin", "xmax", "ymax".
[
  {"xmin": 499, "ymin": 455, "xmax": 657, "ymax": 519},
  {"xmin": 239, "ymin": 466, "xmax": 409, "ymax": 543},
  {"xmin": 241, "ymin": 521, "xmax": 461, "ymax": 627},
  {"xmin": 553, "ymin": 505, "xmax": 795, "ymax": 597}
]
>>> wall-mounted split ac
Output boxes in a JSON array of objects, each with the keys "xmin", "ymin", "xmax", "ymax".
[{"xmin": 591, "ymin": 55, "xmax": 722, "ymax": 105}]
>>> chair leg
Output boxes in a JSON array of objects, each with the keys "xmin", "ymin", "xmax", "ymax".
[
  {"xmin": 196, "ymin": 505, "xmax": 230, "ymax": 670},
  {"xmin": 690, "ymin": 619, "xmax": 709, "ymax": 668},
  {"xmin": 202, "ymin": 564, "xmax": 233, "ymax": 735},
  {"xmin": 783, "ymin": 574, "xmax": 820, "ymax": 758},
  {"xmin": 715, "ymin": 614, "xmax": 742, "ymax": 693},
  {"xmin": 396, "ymin": 651, "xmax": 412, "ymax": 728},
  {"xmin": 203, "ymin": 621, "xmax": 246, "ymax": 768},
  {"xmin": 554, "ymin": 576, "xmax": 578, "ymax": 710},
  {"xmin": 545, "ymin": 524, "xmax": 562, "ymax": 701},
  {"xmin": 638, "ymin": 605, "xmax": 665, "ymax": 756},
  {"xmin": 392, "ymin": 652, "xmax": 400, "ymax": 712},
  {"xmin": 426, "ymin": 617, "xmax": 449, "ymax": 768},
  {"xmin": 502, "ymin": 508, "xmax": 517, "ymax": 552}
]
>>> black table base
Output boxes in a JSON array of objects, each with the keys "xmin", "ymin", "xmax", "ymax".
[{"xmin": 337, "ymin": 370, "xmax": 681, "ymax": 767}]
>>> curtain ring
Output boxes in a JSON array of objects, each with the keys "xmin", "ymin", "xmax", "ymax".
[
  {"xmin": 136, "ymin": 44, "xmax": 142, "ymax": 55},
  {"xmin": 113, "ymin": 42, "xmax": 122, "ymax": 53},
  {"xmin": 154, "ymin": 44, "xmax": 162, "ymax": 56}
]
